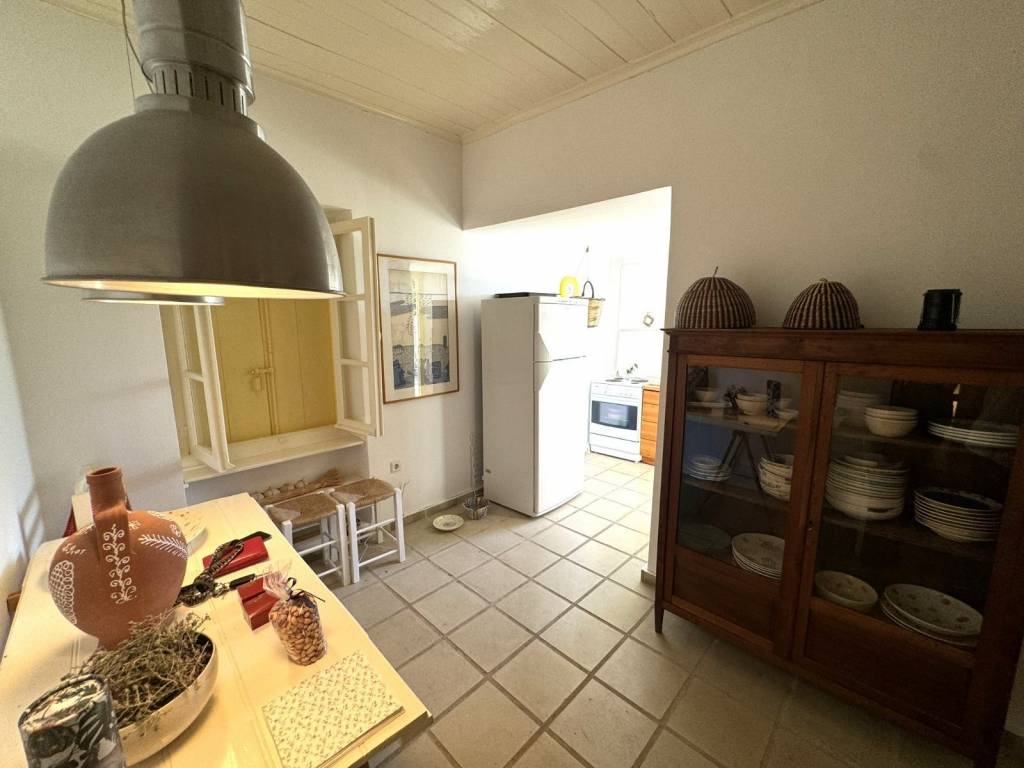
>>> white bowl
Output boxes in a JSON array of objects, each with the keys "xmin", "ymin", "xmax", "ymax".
[
  {"xmin": 737, "ymin": 400, "xmax": 767, "ymax": 415},
  {"xmin": 815, "ymin": 571, "xmax": 878, "ymax": 612},
  {"xmin": 736, "ymin": 392, "xmax": 769, "ymax": 401},
  {"xmin": 120, "ymin": 634, "xmax": 218, "ymax": 765},
  {"xmin": 694, "ymin": 388, "xmax": 719, "ymax": 402},
  {"xmin": 865, "ymin": 413, "xmax": 917, "ymax": 437},
  {"xmin": 865, "ymin": 405, "xmax": 918, "ymax": 420}
]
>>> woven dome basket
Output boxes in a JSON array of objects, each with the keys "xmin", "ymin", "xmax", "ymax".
[
  {"xmin": 783, "ymin": 279, "xmax": 862, "ymax": 330},
  {"xmin": 675, "ymin": 269, "xmax": 756, "ymax": 329}
]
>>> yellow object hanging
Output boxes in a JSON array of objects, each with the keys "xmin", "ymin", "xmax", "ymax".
[{"xmin": 559, "ymin": 276, "xmax": 580, "ymax": 297}]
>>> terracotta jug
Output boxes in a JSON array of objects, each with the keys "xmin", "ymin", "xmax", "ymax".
[{"xmin": 48, "ymin": 467, "xmax": 188, "ymax": 647}]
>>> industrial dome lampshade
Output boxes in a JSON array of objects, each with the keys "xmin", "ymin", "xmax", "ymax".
[
  {"xmin": 82, "ymin": 291, "xmax": 225, "ymax": 306},
  {"xmin": 43, "ymin": 0, "xmax": 342, "ymax": 300}
]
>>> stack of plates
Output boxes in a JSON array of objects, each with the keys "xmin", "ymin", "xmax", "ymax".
[
  {"xmin": 758, "ymin": 454, "xmax": 794, "ymax": 501},
  {"xmin": 814, "ymin": 571, "xmax": 878, "ymax": 613},
  {"xmin": 837, "ymin": 390, "xmax": 882, "ymax": 428},
  {"xmin": 684, "ymin": 454, "xmax": 731, "ymax": 482},
  {"xmin": 731, "ymin": 532, "xmax": 784, "ymax": 581},
  {"xmin": 927, "ymin": 418, "xmax": 1019, "ymax": 449},
  {"xmin": 881, "ymin": 584, "xmax": 982, "ymax": 647},
  {"xmin": 914, "ymin": 487, "xmax": 1002, "ymax": 543},
  {"xmin": 864, "ymin": 406, "xmax": 918, "ymax": 438},
  {"xmin": 679, "ymin": 523, "xmax": 731, "ymax": 553},
  {"xmin": 825, "ymin": 453, "xmax": 908, "ymax": 521}
]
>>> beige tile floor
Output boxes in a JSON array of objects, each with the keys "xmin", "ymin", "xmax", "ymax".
[{"xmin": 320, "ymin": 452, "xmax": 1023, "ymax": 768}]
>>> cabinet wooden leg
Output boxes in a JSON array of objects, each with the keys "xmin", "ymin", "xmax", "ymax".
[{"xmin": 655, "ymin": 603, "xmax": 664, "ymax": 633}]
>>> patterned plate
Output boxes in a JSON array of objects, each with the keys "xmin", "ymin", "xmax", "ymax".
[
  {"xmin": 883, "ymin": 584, "xmax": 982, "ymax": 637},
  {"xmin": 432, "ymin": 514, "xmax": 464, "ymax": 532},
  {"xmin": 731, "ymin": 533, "xmax": 785, "ymax": 573},
  {"xmin": 814, "ymin": 570, "xmax": 877, "ymax": 612}
]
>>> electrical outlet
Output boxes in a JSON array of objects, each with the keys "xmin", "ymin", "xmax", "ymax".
[{"xmin": 389, "ymin": 460, "xmax": 402, "ymax": 474}]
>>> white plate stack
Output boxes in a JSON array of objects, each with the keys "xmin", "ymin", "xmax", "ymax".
[
  {"xmin": 758, "ymin": 454, "xmax": 794, "ymax": 501},
  {"xmin": 914, "ymin": 487, "xmax": 1002, "ymax": 543},
  {"xmin": 881, "ymin": 584, "xmax": 982, "ymax": 648},
  {"xmin": 684, "ymin": 454, "xmax": 732, "ymax": 482},
  {"xmin": 864, "ymin": 406, "xmax": 918, "ymax": 438},
  {"xmin": 837, "ymin": 390, "xmax": 882, "ymax": 428},
  {"xmin": 825, "ymin": 453, "xmax": 908, "ymax": 521},
  {"xmin": 927, "ymin": 418, "xmax": 1020, "ymax": 449},
  {"xmin": 731, "ymin": 532, "xmax": 784, "ymax": 581}
]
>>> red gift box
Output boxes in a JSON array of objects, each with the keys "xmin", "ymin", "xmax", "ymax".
[
  {"xmin": 203, "ymin": 535, "xmax": 268, "ymax": 576},
  {"xmin": 242, "ymin": 590, "xmax": 278, "ymax": 630},
  {"xmin": 236, "ymin": 576, "xmax": 267, "ymax": 603}
]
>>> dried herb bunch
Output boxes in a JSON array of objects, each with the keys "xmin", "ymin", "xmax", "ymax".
[{"xmin": 66, "ymin": 611, "xmax": 211, "ymax": 730}]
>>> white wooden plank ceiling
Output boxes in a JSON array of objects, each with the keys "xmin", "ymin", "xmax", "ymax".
[{"xmin": 40, "ymin": 0, "xmax": 819, "ymax": 142}]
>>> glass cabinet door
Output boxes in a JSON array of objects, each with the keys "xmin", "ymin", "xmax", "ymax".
[
  {"xmin": 810, "ymin": 370, "xmax": 1023, "ymax": 652},
  {"xmin": 672, "ymin": 361, "xmax": 812, "ymax": 645}
]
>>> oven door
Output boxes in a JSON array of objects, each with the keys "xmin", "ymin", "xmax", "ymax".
[{"xmin": 590, "ymin": 395, "xmax": 640, "ymax": 440}]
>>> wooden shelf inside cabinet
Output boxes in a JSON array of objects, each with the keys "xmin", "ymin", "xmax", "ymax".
[
  {"xmin": 830, "ymin": 425, "xmax": 1018, "ymax": 462},
  {"xmin": 809, "ymin": 596, "xmax": 976, "ymax": 670},
  {"xmin": 821, "ymin": 507, "xmax": 997, "ymax": 563},
  {"xmin": 684, "ymin": 477, "xmax": 789, "ymax": 513},
  {"xmin": 685, "ymin": 408, "xmax": 792, "ymax": 437}
]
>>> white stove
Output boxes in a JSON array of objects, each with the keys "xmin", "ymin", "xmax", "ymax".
[{"xmin": 589, "ymin": 377, "xmax": 649, "ymax": 462}]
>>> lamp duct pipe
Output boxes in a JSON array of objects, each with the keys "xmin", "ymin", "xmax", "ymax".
[{"xmin": 44, "ymin": 0, "xmax": 342, "ymax": 300}]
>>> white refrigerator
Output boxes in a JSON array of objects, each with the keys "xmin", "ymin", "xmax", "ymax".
[{"xmin": 481, "ymin": 296, "xmax": 588, "ymax": 516}]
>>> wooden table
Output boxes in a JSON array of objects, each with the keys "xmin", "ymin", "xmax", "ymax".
[{"xmin": 0, "ymin": 494, "xmax": 430, "ymax": 766}]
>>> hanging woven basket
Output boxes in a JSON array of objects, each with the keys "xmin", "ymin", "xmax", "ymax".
[
  {"xmin": 675, "ymin": 268, "xmax": 756, "ymax": 329},
  {"xmin": 783, "ymin": 278, "xmax": 862, "ymax": 330},
  {"xmin": 581, "ymin": 280, "xmax": 604, "ymax": 328}
]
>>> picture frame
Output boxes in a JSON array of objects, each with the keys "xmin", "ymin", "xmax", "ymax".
[{"xmin": 376, "ymin": 254, "xmax": 459, "ymax": 403}]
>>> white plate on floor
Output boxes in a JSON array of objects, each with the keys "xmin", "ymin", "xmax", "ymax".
[{"xmin": 432, "ymin": 514, "xmax": 464, "ymax": 532}]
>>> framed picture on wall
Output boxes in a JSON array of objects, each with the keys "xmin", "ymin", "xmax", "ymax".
[{"xmin": 376, "ymin": 254, "xmax": 460, "ymax": 403}]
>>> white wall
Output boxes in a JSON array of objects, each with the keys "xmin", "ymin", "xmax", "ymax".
[
  {"xmin": 0, "ymin": 302, "xmax": 43, "ymax": 650},
  {"xmin": 462, "ymin": 0, "xmax": 1024, "ymax": 732},
  {"xmin": 0, "ymin": 0, "xmax": 467, "ymax": 536},
  {"xmin": 463, "ymin": 188, "xmax": 671, "ymax": 389},
  {"xmin": 0, "ymin": 0, "xmax": 188, "ymax": 537}
]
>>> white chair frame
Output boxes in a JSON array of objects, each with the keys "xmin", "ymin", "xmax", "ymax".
[
  {"xmin": 265, "ymin": 490, "xmax": 350, "ymax": 585},
  {"xmin": 335, "ymin": 486, "xmax": 405, "ymax": 583}
]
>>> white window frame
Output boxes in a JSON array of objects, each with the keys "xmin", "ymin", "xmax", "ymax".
[{"xmin": 164, "ymin": 216, "xmax": 382, "ymax": 483}]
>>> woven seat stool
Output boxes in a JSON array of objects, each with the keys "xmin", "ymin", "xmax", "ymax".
[
  {"xmin": 330, "ymin": 478, "xmax": 405, "ymax": 583},
  {"xmin": 265, "ymin": 489, "xmax": 350, "ymax": 585}
]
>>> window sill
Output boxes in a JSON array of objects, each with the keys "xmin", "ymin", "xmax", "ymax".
[{"xmin": 182, "ymin": 430, "xmax": 365, "ymax": 485}]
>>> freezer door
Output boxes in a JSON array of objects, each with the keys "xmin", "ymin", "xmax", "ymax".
[
  {"xmin": 535, "ymin": 301, "xmax": 588, "ymax": 362},
  {"xmin": 535, "ymin": 357, "xmax": 587, "ymax": 514}
]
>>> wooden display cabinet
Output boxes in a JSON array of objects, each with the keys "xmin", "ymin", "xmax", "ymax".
[{"xmin": 654, "ymin": 329, "xmax": 1024, "ymax": 768}]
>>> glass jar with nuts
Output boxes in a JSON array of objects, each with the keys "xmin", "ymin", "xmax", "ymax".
[{"xmin": 266, "ymin": 574, "xmax": 327, "ymax": 666}]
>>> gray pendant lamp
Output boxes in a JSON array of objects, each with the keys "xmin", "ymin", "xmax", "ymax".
[
  {"xmin": 82, "ymin": 291, "xmax": 225, "ymax": 306},
  {"xmin": 43, "ymin": 0, "xmax": 342, "ymax": 300}
]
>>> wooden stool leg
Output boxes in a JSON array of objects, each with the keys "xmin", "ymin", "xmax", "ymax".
[
  {"xmin": 394, "ymin": 488, "xmax": 406, "ymax": 563},
  {"xmin": 346, "ymin": 501, "xmax": 361, "ymax": 583}
]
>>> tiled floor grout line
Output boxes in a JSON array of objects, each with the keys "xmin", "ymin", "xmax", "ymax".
[
  {"xmin": 332, "ymin": 455, "xmax": 658, "ymax": 768},
  {"xmin": 374, "ymin": 516, "xmax": 655, "ymax": 766}
]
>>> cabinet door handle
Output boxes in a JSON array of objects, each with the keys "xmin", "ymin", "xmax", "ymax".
[{"xmin": 248, "ymin": 367, "xmax": 274, "ymax": 393}]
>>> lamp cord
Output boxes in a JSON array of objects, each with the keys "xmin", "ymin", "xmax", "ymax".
[{"xmin": 121, "ymin": 0, "xmax": 153, "ymax": 94}]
